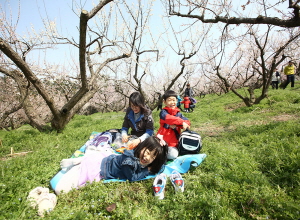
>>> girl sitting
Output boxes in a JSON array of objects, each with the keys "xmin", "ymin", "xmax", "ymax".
[
  {"xmin": 55, "ymin": 136, "xmax": 168, "ymax": 195},
  {"xmin": 121, "ymin": 91, "xmax": 154, "ymax": 150}
]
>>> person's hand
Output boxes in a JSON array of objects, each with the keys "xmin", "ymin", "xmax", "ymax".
[
  {"xmin": 182, "ymin": 122, "xmax": 190, "ymax": 130},
  {"xmin": 170, "ymin": 124, "xmax": 177, "ymax": 129},
  {"xmin": 60, "ymin": 157, "xmax": 83, "ymax": 169},
  {"xmin": 60, "ymin": 159, "xmax": 73, "ymax": 169},
  {"xmin": 127, "ymin": 138, "xmax": 141, "ymax": 150},
  {"xmin": 122, "ymin": 135, "xmax": 129, "ymax": 143}
]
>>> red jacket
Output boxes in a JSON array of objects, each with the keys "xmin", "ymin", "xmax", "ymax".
[
  {"xmin": 157, "ymin": 107, "xmax": 190, "ymax": 147},
  {"xmin": 181, "ymin": 97, "xmax": 192, "ymax": 109}
]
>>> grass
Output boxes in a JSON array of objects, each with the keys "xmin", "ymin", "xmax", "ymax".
[{"xmin": 0, "ymin": 85, "xmax": 300, "ymax": 219}]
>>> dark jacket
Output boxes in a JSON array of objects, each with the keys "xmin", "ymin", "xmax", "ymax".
[
  {"xmin": 121, "ymin": 107, "xmax": 154, "ymax": 138},
  {"xmin": 100, "ymin": 149, "xmax": 150, "ymax": 181},
  {"xmin": 184, "ymin": 87, "xmax": 194, "ymax": 97}
]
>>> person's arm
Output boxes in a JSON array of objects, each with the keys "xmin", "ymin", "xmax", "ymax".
[
  {"xmin": 162, "ymin": 110, "xmax": 190, "ymax": 126},
  {"xmin": 139, "ymin": 132, "xmax": 150, "ymax": 142},
  {"xmin": 160, "ymin": 110, "xmax": 186, "ymax": 126},
  {"xmin": 121, "ymin": 108, "xmax": 131, "ymax": 142},
  {"xmin": 284, "ymin": 66, "xmax": 288, "ymax": 75},
  {"xmin": 121, "ymin": 129, "xmax": 129, "ymax": 142},
  {"xmin": 293, "ymin": 65, "xmax": 296, "ymax": 74},
  {"xmin": 60, "ymin": 157, "xmax": 84, "ymax": 170},
  {"xmin": 139, "ymin": 111, "xmax": 154, "ymax": 141},
  {"xmin": 127, "ymin": 113, "xmax": 154, "ymax": 148},
  {"xmin": 182, "ymin": 121, "xmax": 190, "ymax": 130}
]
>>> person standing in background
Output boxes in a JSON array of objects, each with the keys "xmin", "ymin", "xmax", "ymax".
[
  {"xmin": 184, "ymin": 83, "xmax": 194, "ymax": 97},
  {"xmin": 271, "ymin": 68, "xmax": 281, "ymax": 90},
  {"xmin": 283, "ymin": 61, "xmax": 296, "ymax": 89}
]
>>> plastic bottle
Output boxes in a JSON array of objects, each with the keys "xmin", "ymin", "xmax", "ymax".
[{"xmin": 112, "ymin": 132, "xmax": 123, "ymax": 149}]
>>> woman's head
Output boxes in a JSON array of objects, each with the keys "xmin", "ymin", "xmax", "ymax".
[
  {"xmin": 129, "ymin": 92, "xmax": 146, "ymax": 114},
  {"xmin": 134, "ymin": 136, "xmax": 168, "ymax": 173}
]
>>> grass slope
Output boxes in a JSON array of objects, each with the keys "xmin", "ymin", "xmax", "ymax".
[{"xmin": 0, "ymin": 85, "xmax": 300, "ymax": 219}]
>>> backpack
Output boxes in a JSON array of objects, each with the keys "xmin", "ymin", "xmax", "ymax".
[{"xmin": 178, "ymin": 129, "xmax": 202, "ymax": 155}]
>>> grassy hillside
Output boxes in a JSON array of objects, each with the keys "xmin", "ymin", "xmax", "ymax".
[{"xmin": 0, "ymin": 85, "xmax": 299, "ymax": 219}]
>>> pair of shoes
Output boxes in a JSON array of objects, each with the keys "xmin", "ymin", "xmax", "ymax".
[{"xmin": 152, "ymin": 171, "xmax": 184, "ymax": 199}]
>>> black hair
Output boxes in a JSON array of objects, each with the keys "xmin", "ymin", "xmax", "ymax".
[
  {"xmin": 129, "ymin": 92, "xmax": 147, "ymax": 114},
  {"xmin": 134, "ymin": 136, "xmax": 168, "ymax": 174},
  {"xmin": 162, "ymin": 90, "xmax": 177, "ymax": 101}
]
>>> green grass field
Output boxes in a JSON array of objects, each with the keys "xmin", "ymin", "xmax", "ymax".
[{"xmin": 1, "ymin": 85, "xmax": 300, "ymax": 219}]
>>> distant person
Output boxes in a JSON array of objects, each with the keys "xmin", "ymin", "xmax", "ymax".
[
  {"xmin": 283, "ymin": 61, "xmax": 295, "ymax": 89},
  {"xmin": 189, "ymin": 97, "xmax": 196, "ymax": 112},
  {"xmin": 121, "ymin": 92, "xmax": 154, "ymax": 149},
  {"xmin": 184, "ymin": 83, "xmax": 194, "ymax": 97},
  {"xmin": 176, "ymin": 95, "xmax": 183, "ymax": 111},
  {"xmin": 271, "ymin": 68, "xmax": 280, "ymax": 90},
  {"xmin": 56, "ymin": 136, "xmax": 168, "ymax": 194},
  {"xmin": 157, "ymin": 90, "xmax": 190, "ymax": 160},
  {"xmin": 156, "ymin": 92, "xmax": 163, "ymax": 111},
  {"xmin": 181, "ymin": 95, "xmax": 192, "ymax": 112}
]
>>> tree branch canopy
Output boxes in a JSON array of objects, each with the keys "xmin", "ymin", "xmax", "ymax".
[
  {"xmin": 169, "ymin": 0, "xmax": 300, "ymax": 28},
  {"xmin": 0, "ymin": 37, "xmax": 60, "ymax": 116}
]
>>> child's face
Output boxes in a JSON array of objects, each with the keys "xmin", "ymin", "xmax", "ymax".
[
  {"xmin": 139, "ymin": 148, "xmax": 156, "ymax": 166},
  {"xmin": 164, "ymin": 96, "xmax": 177, "ymax": 109}
]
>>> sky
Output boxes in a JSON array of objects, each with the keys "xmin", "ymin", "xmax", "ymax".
[
  {"xmin": 3, "ymin": 0, "xmax": 173, "ymax": 75},
  {"xmin": 4, "ymin": 0, "xmax": 92, "ymax": 66}
]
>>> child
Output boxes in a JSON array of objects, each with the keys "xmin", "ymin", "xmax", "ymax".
[
  {"xmin": 181, "ymin": 96, "xmax": 192, "ymax": 112},
  {"xmin": 176, "ymin": 95, "xmax": 182, "ymax": 111},
  {"xmin": 157, "ymin": 90, "xmax": 190, "ymax": 160},
  {"xmin": 189, "ymin": 97, "xmax": 196, "ymax": 112},
  {"xmin": 121, "ymin": 92, "xmax": 154, "ymax": 149},
  {"xmin": 271, "ymin": 68, "xmax": 280, "ymax": 90},
  {"xmin": 55, "ymin": 136, "xmax": 168, "ymax": 194}
]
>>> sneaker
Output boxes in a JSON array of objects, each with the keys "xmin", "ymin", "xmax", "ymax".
[
  {"xmin": 170, "ymin": 170, "xmax": 184, "ymax": 192},
  {"xmin": 152, "ymin": 173, "xmax": 167, "ymax": 199}
]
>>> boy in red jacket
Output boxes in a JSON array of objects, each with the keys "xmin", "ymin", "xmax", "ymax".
[
  {"xmin": 181, "ymin": 96, "xmax": 192, "ymax": 112},
  {"xmin": 157, "ymin": 90, "xmax": 190, "ymax": 160}
]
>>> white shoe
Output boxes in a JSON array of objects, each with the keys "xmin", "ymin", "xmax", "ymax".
[
  {"xmin": 152, "ymin": 173, "xmax": 167, "ymax": 199},
  {"xmin": 27, "ymin": 187, "xmax": 57, "ymax": 217},
  {"xmin": 170, "ymin": 170, "xmax": 184, "ymax": 192},
  {"xmin": 37, "ymin": 193, "xmax": 57, "ymax": 217}
]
